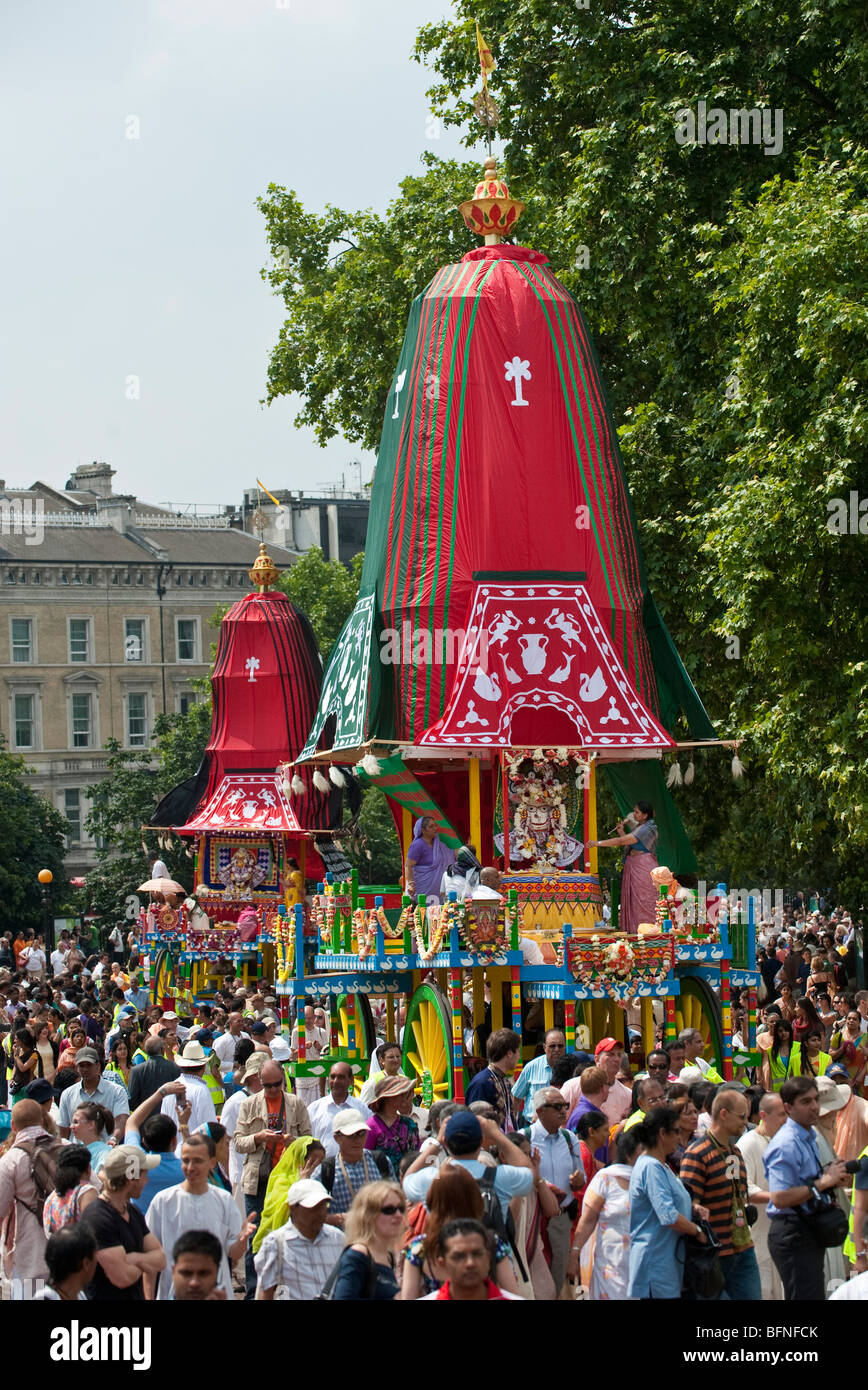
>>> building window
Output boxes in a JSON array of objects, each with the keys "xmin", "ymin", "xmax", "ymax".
[
  {"xmin": 85, "ymin": 572, "xmax": 93, "ymax": 585},
  {"xmin": 125, "ymin": 618, "xmax": 146, "ymax": 663},
  {"xmin": 64, "ymin": 788, "xmax": 81, "ymax": 845},
  {"xmin": 71, "ymin": 693, "xmax": 92, "ymax": 747},
  {"xmin": 59, "ymin": 572, "xmax": 69, "ymax": 585},
  {"xmin": 136, "ymin": 571, "xmax": 144, "ymax": 586},
  {"xmin": 32, "ymin": 572, "xmax": 41, "ymax": 585},
  {"xmin": 178, "ymin": 690, "xmax": 197, "ymax": 716},
  {"xmin": 72, "ymin": 572, "xmax": 82, "ymax": 585},
  {"xmin": 176, "ymin": 618, "xmax": 198, "ymax": 662},
  {"xmin": 11, "ymin": 618, "xmax": 33, "ymax": 663},
  {"xmin": 5, "ymin": 571, "xmax": 16, "ymax": 585},
  {"xmin": 127, "ymin": 692, "xmax": 148, "ymax": 747},
  {"xmin": 14, "ymin": 694, "xmax": 35, "ymax": 748},
  {"xmin": 69, "ymin": 618, "xmax": 91, "ymax": 663}
]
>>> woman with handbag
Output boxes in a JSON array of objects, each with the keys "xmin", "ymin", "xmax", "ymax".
[{"xmin": 627, "ymin": 1107, "xmax": 709, "ymax": 1300}]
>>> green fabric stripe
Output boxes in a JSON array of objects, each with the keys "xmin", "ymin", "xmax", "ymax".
[
  {"xmin": 383, "ymin": 265, "xmax": 456, "ymax": 616},
  {"xmin": 520, "ymin": 261, "xmax": 634, "ymax": 669},
  {"xmin": 435, "ymin": 258, "xmax": 501, "ymax": 717},
  {"xmin": 406, "ymin": 260, "xmax": 482, "ymax": 731},
  {"xmin": 356, "ymin": 754, "xmax": 461, "ymax": 847},
  {"xmin": 509, "ymin": 259, "xmax": 624, "ymax": 637}
]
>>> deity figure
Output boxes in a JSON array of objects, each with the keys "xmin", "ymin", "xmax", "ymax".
[{"xmin": 218, "ymin": 845, "xmax": 266, "ymax": 899}]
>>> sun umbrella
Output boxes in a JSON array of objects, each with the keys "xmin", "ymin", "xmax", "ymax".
[{"xmin": 137, "ymin": 878, "xmax": 186, "ymax": 894}]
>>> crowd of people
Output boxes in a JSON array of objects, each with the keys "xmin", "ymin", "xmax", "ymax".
[{"xmin": 0, "ymin": 897, "xmax": 866, "ymax": 1302}]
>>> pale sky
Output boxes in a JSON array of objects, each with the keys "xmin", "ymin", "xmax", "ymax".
[{"xmin": 1, "ymin": 0, "xmax": 474, "ymax": 508}]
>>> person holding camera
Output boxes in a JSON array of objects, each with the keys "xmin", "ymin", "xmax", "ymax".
[
  {"xmin": 679, "ymin": 1086, "xmax": 761, "ymax": 1300},
  {"xmin": 764, "ymin": 1075, "xmax": 849, "ymax": 1299}
]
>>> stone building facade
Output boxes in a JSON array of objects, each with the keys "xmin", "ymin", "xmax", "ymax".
[{"xmin": 0, "ymin": 464, "xmax": 299, "ymax": 877}]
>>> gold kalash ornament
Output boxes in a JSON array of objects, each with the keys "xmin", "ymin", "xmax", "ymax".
[{"xmin": 248, "ymin": 542, "xmax": 280, "ymax": 593}]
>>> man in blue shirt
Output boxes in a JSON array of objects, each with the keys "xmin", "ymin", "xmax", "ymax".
[
  {"xmin": 124, "ymin": 1079, "xmax": 187, "ymax": 1215},
  {"xmin": 764, "ymin": 1075, "xmax": 848, "ymax": 1299},
  {"xmin": 527, "ymin": 1086, "xmax": 585, "ymax": 1294},
  {"xmin": 402, "ymin": 1111, "xmax": 533, "ymax": 1218},
  {"xmin": 511, "ymin": 1029, "xmax": 567, "ymax": 1124}
]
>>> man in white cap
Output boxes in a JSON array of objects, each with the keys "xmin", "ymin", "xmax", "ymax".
[
  {"xmin": 254, "ymin": 1178, "xmax": 342, "ymax": 1300},
  {"xmin": 313, "ymin": 1110, "xmax": 391, "ymax": 1225},
  {"xmin": 160, "ymin": 1040, "xmax": 217, "ymax": 1131}
]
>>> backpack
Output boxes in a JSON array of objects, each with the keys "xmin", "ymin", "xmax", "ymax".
[
  {"xmin": 319, "ymin": 1149, "xmax": 391, "ymax": 1193},
  {"xmin": 15, "ymin": 1134, "xmax": 68, "ymax": 1220},
  {"xmin": 476, "ymin": 1166, "xmax": 528, "ymax": 1282}
]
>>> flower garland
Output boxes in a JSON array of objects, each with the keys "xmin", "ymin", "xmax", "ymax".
[
  {"xmin": 414, "ymin": 904, "xmax": 448, "ymax": 963},
  {"xmin": 273, "ymin": 913, "xmax": 295, "ymax": 982},
  {"xmin": 566, "ymin": 933, "xmax": 674, "ymax": 996},
  {"xmin": 459, "ymin": 902, "xmax": 509, "ymax": 957}
]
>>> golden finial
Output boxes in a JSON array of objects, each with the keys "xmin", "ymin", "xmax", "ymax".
[
  {"xmin": 458, "ymin": 157, "xmax": 524, "ymax": 243},
  {"xmin": 248, "ymin": 542, "xmax": 280, "ymax": 593}
]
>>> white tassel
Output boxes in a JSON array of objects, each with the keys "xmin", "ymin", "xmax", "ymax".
[
  {"xmin": 157, "ymin": 834, "xmax": 165, "ymax": 850},
  {"xmin": 313, "ymin": 769, "xmax": 330, "ymax": 794},
  {"xmin": 732, "ymin": 753, "xmax": 746, "ymax": 779},
  {"xmin": 290, "ymin": 773, "xmax": 306, "ymax": 796},
  {"xmin": 666, "ymin": 760, "xmax": 682, "ymax": 788},
  {"xmin": 360, "ymin": 753, "xmax": 381, "ymax": 776},
  {"xmin": 141, "ymin": 839, "xmax": 149, "ymax": 856},
  {"xmin": 328, "ymin": 765, "xmax": 347, "ymax": 788},
  {"xmin": 684, "ymin": 759, "xmax": 695, "ymax": 786}
]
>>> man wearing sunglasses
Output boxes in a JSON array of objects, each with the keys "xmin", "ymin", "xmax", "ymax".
[
  {"xmin": 234, "ymin": 1060, "xmax": 311, "ymax": 1299},
  {"xmin": 526, "ymin": 1086, "xmax": 585, "ymax": 1296}
]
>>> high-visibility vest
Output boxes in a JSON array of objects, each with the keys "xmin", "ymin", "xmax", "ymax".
[
  {"xmin": 843, "ymin": 1143, "xmax": 868, "ymax": 1261},
  {"xmin": 202, "ymin": 1051, "xmax": 224, "ymax": 1113}
]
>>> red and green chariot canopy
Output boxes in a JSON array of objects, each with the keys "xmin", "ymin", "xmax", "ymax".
[{"xmin": 300, "ymin": 242, "xmax": 714, "ymax": 762}]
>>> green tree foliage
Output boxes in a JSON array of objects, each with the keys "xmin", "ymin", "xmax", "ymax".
[
  {"xmin": 277, "ymin": 547, "xmax": 364, "ymax": 662},
  {"xmin": 0, "ymin": 741, "xmax": 69, "ymax": 935},
  {"xmin": 258, "ymin": 1, "xmax": 868, "ymax": 899},
  {"xmin": 258, "ymin": 159, "xmax": 478, "ymax": 453}
]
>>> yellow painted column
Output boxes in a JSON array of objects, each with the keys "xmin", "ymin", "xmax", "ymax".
[
  {"xmin": 640, "ymin": 997, "xmax": 655, "ymax": 1056},
  {"xmin": 490, "ymin": 970, "xmax": 504, "ymax": 1031},
  {"xmin": 544, "ymin": 999, "xmax": 555, "ymax": 1034},
  {"xmin": 386, "ymin": 994, "xmax": 395, "ymax": 1043},
  {"xmin": 468, "ymin": 756, "xmax": 481, "ymax": 860},
  {"xmin": 587, "ymin": 756, "xmax": 598, "ymax": 875}
]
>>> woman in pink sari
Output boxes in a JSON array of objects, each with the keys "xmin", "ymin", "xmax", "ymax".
[{"xmin": 587, "ymin": 802, "xmax": 658, "ymax": 934}]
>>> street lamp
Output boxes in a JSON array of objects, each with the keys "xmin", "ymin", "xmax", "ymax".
[{"xmin": 38, "ymin": 869, "xmax": 54, "ymax": 953}]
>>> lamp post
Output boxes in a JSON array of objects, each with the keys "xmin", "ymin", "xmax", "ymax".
[{"xmin": 38, "ymin": 869, "xmax": 54, "ymax": 954}]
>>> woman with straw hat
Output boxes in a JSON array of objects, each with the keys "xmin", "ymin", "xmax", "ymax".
[{"xmin": 365, "ymin": 1075, "xmax": 420, "ymax": 1177}]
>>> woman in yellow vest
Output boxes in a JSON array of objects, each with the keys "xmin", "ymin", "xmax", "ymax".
[
  {"xmin": 789, "ymin": 1028, "xmax": 832, "ymax": 1080},
  {"xmin": 843, "ymin": 1145, "xmax": 868, "ymax": 1274},
  {"xmin": 759, "ymin": 1018, "xmax": 794, "ymax": 1093},
  {"xmin": 195, "ymin": 1031, "xmax": 225, "ymax": 1114}
]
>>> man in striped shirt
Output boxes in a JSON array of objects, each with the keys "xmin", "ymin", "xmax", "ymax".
[{"xmin": 680, "ymin": 1087, "xmax": 762, "ymax": 1300}]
